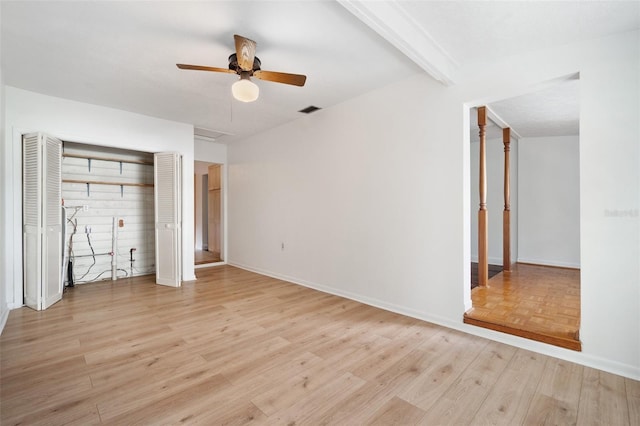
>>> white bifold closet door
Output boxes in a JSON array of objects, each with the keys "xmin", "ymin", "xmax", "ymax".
[
  {"xmin": 154, "ymin": 152, "xmax": 182, "ymax": 287},
  {"xmin": 23, "ymin": 133, "xmax": 63, "ymax": 310}
]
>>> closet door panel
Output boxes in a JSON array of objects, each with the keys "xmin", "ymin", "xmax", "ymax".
[
  {"xmin": 23, "ymin": 133, "xmax": 43, "ymax": 310},
  {"xmin": 43, "ymin": 135, "xmax": 63, "ymax": 309},
  {"xmin": 154, "ymin": 152, "xmax": 182, "ymax": 287},
  {"xmin": 23, "ymin": 133, "xmax": 63, "ymax": 310}
]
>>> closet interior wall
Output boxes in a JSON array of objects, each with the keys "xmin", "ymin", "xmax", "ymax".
[{"xmin": 62, "ymin": 142, "xmax": 155, "ymax": 284}]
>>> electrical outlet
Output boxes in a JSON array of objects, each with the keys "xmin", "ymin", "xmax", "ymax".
[{"xmin": 82, "ymin": 205, "xmax": 89, "ymax": 212}]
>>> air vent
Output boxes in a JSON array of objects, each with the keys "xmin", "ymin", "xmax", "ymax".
[
  {"xmin": 194, "ymin": 127, "xmax": 233, "ymax": 142},
  {"xmin": 299, "ymin": 105, "xmax": 321, "ymax": 114}
]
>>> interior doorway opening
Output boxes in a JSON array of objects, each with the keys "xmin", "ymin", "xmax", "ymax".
[
  {"xmin": 194, "ymin": 161, "xmax": 224, "ymax": 267},
  {"xmin": 464, "ymin": 75, "xmax": 581, "ymax": 350}
]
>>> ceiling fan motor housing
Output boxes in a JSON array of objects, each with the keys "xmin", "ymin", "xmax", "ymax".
[{"xmin": 228, "ymin": 53, "xmax": 261, "ymax": 73}]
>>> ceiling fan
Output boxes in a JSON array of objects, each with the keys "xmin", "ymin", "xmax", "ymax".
[{"xmin": 177, "ymin": 34, "xmax": 307, "ymax": 103}]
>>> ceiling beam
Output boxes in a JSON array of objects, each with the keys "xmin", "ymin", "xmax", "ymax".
[{"xmin": 338, "ymin": 0, "xmax": 458, "ymax": 86}]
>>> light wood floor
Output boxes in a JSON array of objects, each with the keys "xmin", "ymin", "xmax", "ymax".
[
  {"xmin": 1, "ymin": 266, "xmax": 637, "ymax": 425},
  {"xmin": 195, "ymin": 249, "xmax": 221, "ymax": 265},
  {"xmin": 464, "ymin": 263, "xmax": 581, "ymax": 351}
]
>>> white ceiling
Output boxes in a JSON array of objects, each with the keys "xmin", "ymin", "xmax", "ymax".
[{"xmin": 2, "ymin": 1, "xmax": 639, "ymax": 144}]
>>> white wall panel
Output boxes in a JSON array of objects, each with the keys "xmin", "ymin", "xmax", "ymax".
[
  {"xmin": 61, "ymin": 147, "xmax": 155, "ymax": 283},
  {"xmin": 0, "ymin": 65, "xmax": 8, "ymax": 330},
  {"xmin": 518, "ymin": 135, "xmax": 580, "ymax": 267}
]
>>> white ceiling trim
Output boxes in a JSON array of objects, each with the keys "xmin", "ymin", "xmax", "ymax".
[{"xmin": 338, "ymin": 0, "xmax": 458, "ymax": 86}]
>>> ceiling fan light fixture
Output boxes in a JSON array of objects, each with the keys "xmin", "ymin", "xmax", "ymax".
[{"xmin": 232, "ymin": 74, "xmax": 259, "ymax": 102}]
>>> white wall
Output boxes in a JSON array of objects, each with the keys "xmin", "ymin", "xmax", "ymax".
[
  {"xmin": 2, "ymin": 87, "xmax": 196, "ymax": 311},
  {"xmin": 518, "ymin": 135, "xmax": 580, "ymax": 267},
  {"xmin": 228, "ymin": 30, "xmax": 639, "ymax": 379},
  {"xmin": 470, "ymin": 136, "xmax": 518, "ymax": 265},
  {"xmin": 195, "ymin": 138, "xmax": 227, "ymax": 165},
  {"xmin": 0, "ymin": 39, "xmax": 9, "ymax": 331},
  {"xmin": 194, "ymin": 161, "xmax": 207, "ymax": 251},
  {"xmin": 229, "ymin": 76, "xmax": 466, "ymax": 321}
]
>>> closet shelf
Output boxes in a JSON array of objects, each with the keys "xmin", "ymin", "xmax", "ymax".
[
  {"xmin": 63, "ymin": 179, "xmax": 154, "ymax": 188},
  {"xmin": 63, "ymin": 152, "xmax": 153, "ymax": 165}
]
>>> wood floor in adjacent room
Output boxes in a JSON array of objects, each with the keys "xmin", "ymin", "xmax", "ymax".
[
  {"xmin": 195, "ymin": 248, "xmax": 221, "ymax": 265},
  {"xmin": 464, "ymin": 263, "xmax": 582, "ymax": 351},
  {"xmin": 1, "ymin": 266, "xmax": 638, "ymax": 425}
]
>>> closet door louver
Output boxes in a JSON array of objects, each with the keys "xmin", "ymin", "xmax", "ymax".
[
  {"xmin": 43, "ymin": 135, "xmax": 63, "ymax": 308},
  {"xmin": 23, "ymin": 133, "xmax": 63, "ymax": 310},
  {"xmin": 23, "ymin": 134, "xmax": 43, "ymax": 309},
  {"xmin": 154, "ymin": 152, "xmax": 182, "ymax": 287}
]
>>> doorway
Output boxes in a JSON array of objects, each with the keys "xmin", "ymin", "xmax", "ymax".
[
  {"xmin": 194, "ymin": 161, "xmax": 224, "ymax": 266},
  {"xmin": 464, "ymin": 76, "xmax": 581, "ymax": 350}
]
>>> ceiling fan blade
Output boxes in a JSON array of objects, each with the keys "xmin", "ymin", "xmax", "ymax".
[
  {"xmin": 176, "ymin": 64, "xmax": 236, "ymax": 74},
  {"xmin": 234, "ymin": 34, "xmax": 257, "ymax": 72},
  {"xmin": 254, "ymin": 70, "xmax": 307, "ymax": 87}
]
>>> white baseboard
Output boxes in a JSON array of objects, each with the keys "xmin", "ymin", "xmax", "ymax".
[
  {"xmin": 516, "ymin": 257, "xmax": 580, "ymax": 269},
  {"xmin": 194, "ymin": 261, "xmax": 226, "ymax": 269},
  {"xmin": 0, "ymin": 305, "xmax": 10, "ymax": 336},
  {"xmin": 470, "ymin": 256, "xmax": 503, "ymax": 265}
]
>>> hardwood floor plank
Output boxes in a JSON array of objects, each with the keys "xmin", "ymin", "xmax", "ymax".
[
  {"xmin": 2, "ymin": 398, "xmax": 102, "ymax": 426},
  {"xmin": 0, "ymin": 265, "xmax": 636, "ymax": 425},
  {"xmin": 419, "ymin": 340, "xmax": 516, "ymax": 424},
  {"xmin": 99, "ymin": 373, "xmax": 232, "ymax": 424},
  {"xmin": 350, "ymin": 323, "xmax": 440, "ymax": 382},
  {"xmin": 366, "ymin": 396, "xmax": 427, "ymax": 425},
  {"xmin": 96, "ymin": 367, "xmax": 230, "ymax": 421},
  {"xmin": 626, "ymin": 377, "xmax": 640, "ymax": 425},
  {"xmin": 470, "ymin": 349, "xmax": 548, "ymax": 425},
  {"xmin": 83, "ymin": 332, "xmax": 187, "ymax": 366},
  {"xmin": 0, "ymin": 375, "xmax": 95, "ymax": 423},
  {"xmin": 397, "ymin": 329, "xmax": 489, "ymax": 410},
  {"xmin": 200, "ymin": 335, "xmax": 291, "ymax": 365},
  {"xmin": 315, "ymin": 380, "xmax": 396, "ymax": 425},
  {"xmin": 251, "ymin": 361, "xmax": 351, "ymax": 416},
  {"xmin": 264, "ymin": 372, "xmax": 366, "ymax": 425},
  {"xmin": 0, "ymin": 338, "xmax": 83, "ymax": 374},
  {"xmin": 88, "ymin": 348, "xmax": 208, "ymax": 390},
  {"xmin": 225, "ymin": 351, "xmax": 325, "ymax": 393},
  {"xmin": 524, "ymin": 357, "xmax": 584, "ymax": 425},
  {"xmin": 1, "ymin": 355, "xmax": 89, "ymax": 398},
  {"xmin": 193, "ymin": 398, "xmax": 268, "ymax": 425},
  {"xmin": 577, "ymin": 367, "xmax": 630, "ymax": 425}
]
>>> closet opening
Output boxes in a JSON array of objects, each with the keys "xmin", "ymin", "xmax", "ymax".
[
  {"xmin": 22, "ymin": 134, "xmax": 184, "ymax": 311},
  {"xmin": 60, "ymin": 141, "xmax": 156, "ymax": 287}
]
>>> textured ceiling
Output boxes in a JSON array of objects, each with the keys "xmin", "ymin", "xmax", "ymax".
[
  {"xmin": 470, "ymin": 76, "xmax": 580, "ymax": 143},
  {"xmin": 1, "ymin": 1, "xmax": 638, "ymax": 144},
  {"xmin": 490, "ymin": 78, "xmax": 580, "ymax": 138}
]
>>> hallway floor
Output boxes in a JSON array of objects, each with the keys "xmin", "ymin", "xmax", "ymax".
[{"xmin": 195, "ymin": 249, "xmax": 221, "ymax": 265}]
